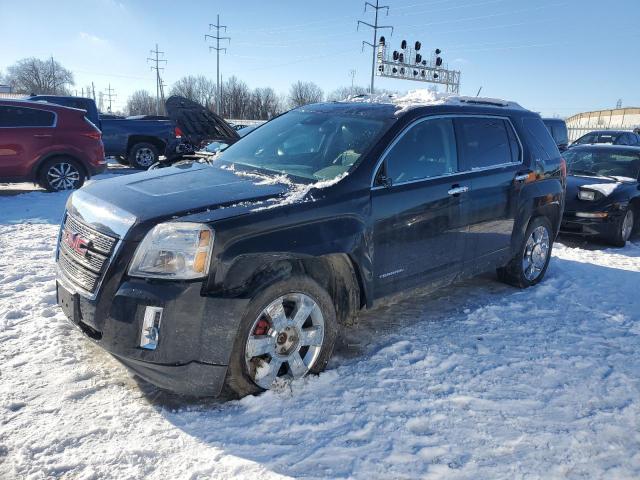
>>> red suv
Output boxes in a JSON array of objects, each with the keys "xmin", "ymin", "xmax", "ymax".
[{"xmin": 0, "ymin": 99, "xmax": 106, "ymax": 191}]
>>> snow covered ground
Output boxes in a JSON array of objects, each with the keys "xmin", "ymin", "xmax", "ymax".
[{"xmin": 1, "ymin": 174, "xmax": 639, "ymax": 479}]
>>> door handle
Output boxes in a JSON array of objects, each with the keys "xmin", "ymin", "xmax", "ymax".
[
  {"xmin": 514, "ymin": 171, "xmax": 533, "ymax": 183},
  {"xmin": 448, "ymin": 185, "xmax": 469, "ymax": 196},
  {"xmin": 33, "ymin": 134, "xmax": 52, "ymax": 138}
]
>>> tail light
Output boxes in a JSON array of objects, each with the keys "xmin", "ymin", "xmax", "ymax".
[
  {"xmin": 81, "ymin": 131, "xmax": 102, "ymax": 140},
  {"xmin": 174, "ymin": 126, "xmax": 183, "ymax": 138},
  {"xmin": 82, "ymin": 117, "xmax": 102, "ymax": 140}
]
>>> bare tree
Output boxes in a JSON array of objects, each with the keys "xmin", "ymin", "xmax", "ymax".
[
  {"xmin": 6, "ymin": 57, "xmax": 74, "ymax": 95},
  {"xmin": 327, "ymin": 85, "xmax": 368, "ymax": 101},
  {"xmin": 221, "ymin": 76, "xmax": 252, "ymax": 119},
  {"xmin": 170, "ymin": 75, "xmax": 217, "ymax": 110},
  {"xmin": 249, "ymin": 87, "xmax": 284, "ymax": 120},
  {"xmin": 126, "ymin": 90, "xmax": 156, "ymax": 116},
  {"xmin": 288, "ymin": 81, "xmax": 323, "ymax": 108}
]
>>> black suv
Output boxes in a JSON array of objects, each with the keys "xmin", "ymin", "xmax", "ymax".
[{"xmin": 55, "ymin": 99, "xmax": 566, "ymax": 397}]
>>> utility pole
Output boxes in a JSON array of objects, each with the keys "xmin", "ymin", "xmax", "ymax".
[
  {"xmin": 92, "ymin": 82, "xmax": 96, "ymax": 102},
  {"xmin": 205, "ymin": 14, "xmax": 230, "ymax": 115},
  {"xmin": 147, "ymin": 44, "xmax": 167, "ymax": 115},
  {"xmin": 104, "ymin": 83, "xmax": 116, "ymax": 113},
  {"xmin": 358, "ymin": 1, "xmax": 393, "ymax": 94}
]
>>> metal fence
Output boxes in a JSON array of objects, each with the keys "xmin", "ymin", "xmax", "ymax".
[{"xmin": 568, "ymin": 124, "xmax": 640, "ymax": 142}]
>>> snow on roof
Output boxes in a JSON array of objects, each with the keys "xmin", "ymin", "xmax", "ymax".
[{"xmin": 343, "ymin": 89, "xmax": 524, "ymax": 115}]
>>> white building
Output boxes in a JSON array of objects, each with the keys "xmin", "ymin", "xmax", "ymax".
[{"xmin": 566, "ymin": 107, "xmax": 640, "ymax": 141}]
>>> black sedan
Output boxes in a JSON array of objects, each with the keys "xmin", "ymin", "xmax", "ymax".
[{"xmin": 560, "ymin": 144, "xmax": 640, "ymax": 246}]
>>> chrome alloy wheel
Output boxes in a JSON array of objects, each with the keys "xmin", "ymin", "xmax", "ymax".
[
  {"xmin": 621, "ymin": 210, "xmax": 634, "ymax": 242},
  {"xmin": 135, "ymin": 147, "xmax": 155, "ymax": 167},
  {"xmin": 245, "ymin": 293, "xmax": 325, "ymax": 389},
  {"xmin": 46, "ymin": 162, "xmax": 81, "ymax": 190},
  {"xmin": 522, "ymin": 225, "xmax": 550, "ymax": 281}
]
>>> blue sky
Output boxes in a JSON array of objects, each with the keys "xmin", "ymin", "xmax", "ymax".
[{"xmin": 1, "ymin": 0, "xmax": 638, "ymax": 117}]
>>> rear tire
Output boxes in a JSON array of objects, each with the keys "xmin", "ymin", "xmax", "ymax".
[
  {"xmin": 497, "ymin": 216, "xmax": 554, "ymax": 288},
  {"xmin": 608, "ymin": 209, "xmax": 634, "ymax": 247},
  {"xmin": 128, "ymin": 142, "xmax": 159, "ymax": 170},
  {"xmin": 225, "ymin": 276, "xmax": 338, "ymax": 398},
  {"xmin": 37, "ymin": 157, "xmax": 86, "ymax": 192}
]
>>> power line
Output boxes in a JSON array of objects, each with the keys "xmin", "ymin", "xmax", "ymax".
[
  {"xmin": 147, "ymin": 43, "xmax": 167, "ymax": 116},
  {"xmin": 205, "ymin": 14, "xmax": 230, "ymax": 115},
  {"xmin": 104, "ymin": 83, "xmax": 116, "ymax": 113},
  {"xmin": 358, "ymin": 0, "xmax": 393, "ymax": 94}
]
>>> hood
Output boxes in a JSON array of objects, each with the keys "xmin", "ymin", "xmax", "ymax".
[
  {"xmin": 165, "ymin": 96, "xmax": 240, "ymax": 147},
  {"xmin": 78, "ymin": 162, "xmax": 288, "ymax": 225},
  {"xmin": 565, "ymin": 174, "xmax": 631, "ymax": 210}
]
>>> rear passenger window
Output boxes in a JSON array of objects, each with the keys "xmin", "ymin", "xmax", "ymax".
[
  {"xmin": 456, "ymin": 117, "xmax": 519, "ymax": 169},
  {"xmin": 0, "ymin": 106, "xmax": 55, "ymax": 127},
  {"xmin": 385, "ymin": 118, "xmax": 458, "ymax": 184},
  {"xmin": 523, "ymin": 117, "xmax": 560, "ymax": 161}
]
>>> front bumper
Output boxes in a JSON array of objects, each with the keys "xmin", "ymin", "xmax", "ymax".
[
  {"xmin": 89, "ymin": 161, "xmax": 108, "ymax": 176},
  {"xmin": 57, "ymin": 277, "xmax": 249, "ymax": 396},
  {"xmin": 560, "ymin": 211, "xmax": 623, "ymax": 238}
]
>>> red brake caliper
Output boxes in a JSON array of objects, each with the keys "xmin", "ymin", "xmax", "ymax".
[{"xmin": 253, "ymin": 318, "xmax": 271, "ymax": 336}]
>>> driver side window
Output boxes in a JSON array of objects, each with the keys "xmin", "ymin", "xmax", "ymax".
[{"xmin": 384, "ymin": 118, "xmax": 458, "ymax": 184}]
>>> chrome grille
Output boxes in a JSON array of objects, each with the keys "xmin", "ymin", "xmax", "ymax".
[
  {"xmin": 63, "ymin": 214, "xmax": 116, "ymax": 254},
  {"xmin": 57, "ymin": 214, "xmax": 118, "ymax": 294}
]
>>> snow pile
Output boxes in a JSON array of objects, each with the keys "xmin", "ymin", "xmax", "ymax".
[{"xmin": 344, "ymin": 89, "xmax": 524, "ymax": 115}]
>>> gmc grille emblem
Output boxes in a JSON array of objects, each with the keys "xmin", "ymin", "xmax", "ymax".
[{"xmin": 63, "ymin": 230, "xmax": 90, "ymax": 256}]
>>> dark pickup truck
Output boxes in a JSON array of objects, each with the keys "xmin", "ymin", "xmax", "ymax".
[
  {"xmin": 29, "ymin": 95, "xmax": 239, "ymax": 169},
  {"xmin": 56, "ymin": 97, "xmax": 565, "ymax": 398}
]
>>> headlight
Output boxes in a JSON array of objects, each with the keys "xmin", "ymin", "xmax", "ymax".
[
  {"xmin": 128, "ymin": 222, "xmax": 214, "ymax": 279},
  {"xmin": 578, "ymin": 190, "xmax": 596, "ymax": 201}
]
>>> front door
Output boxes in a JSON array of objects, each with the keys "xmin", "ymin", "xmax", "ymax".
[{"xmin": 371, "ymin": 116, "xmax": 472, "ymax": 297}]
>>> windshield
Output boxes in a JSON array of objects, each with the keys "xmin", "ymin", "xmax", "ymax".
[
  {"xmin": 216, "ymin": 110, "xmax": 391, "ymax": 181},
  {"xmin": 564, "ymin": 149, "xmax": 640, "ymax": 180}
]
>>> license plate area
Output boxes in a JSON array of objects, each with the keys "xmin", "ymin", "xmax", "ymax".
[{"xmin": 57, "ymin": 282, "xmax": 80, "ymax": 325}]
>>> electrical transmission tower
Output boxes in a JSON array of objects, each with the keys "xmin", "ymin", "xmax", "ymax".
[
  {"xmin": 205, "ymin": 14, "xmax": 230, "ymax": 115},
  {"xmin": 147, "ymin": 44, "xmax": 167, "ymax": 115},
  {"xmin": 358, "ymin": 1, "xmax": 393, "ymax": 94},
  {"xmin": 104, "ymin": 83, "xmax": 116, "ymax": 113}
]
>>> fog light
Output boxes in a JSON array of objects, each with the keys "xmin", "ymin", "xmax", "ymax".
[
  {"xmin": 575, "ymin": 212, "xmax": 608, "ymax": 218},
  {"xmin": 140, "ymin": 306, "xmax": 163, "ymax": 350}
]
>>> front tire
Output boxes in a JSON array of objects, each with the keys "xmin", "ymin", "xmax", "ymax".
[
  {"xmin": 225, "ymin": 276, "xmax": 338, "ymax": 398},
  {"xmin": 609, "ymin": 209, "xmax": 634, "ymax": 247},
  {"xmin": 128, "ymin": 142, "xmax": 159, "ymax": 169},
  {"xmin": 38, "ymin": 157, "xmax": 86, "ymax": 192},
  {"xmin": 498, "ymin": 216, "xmax": 554, "ymax": 288}
]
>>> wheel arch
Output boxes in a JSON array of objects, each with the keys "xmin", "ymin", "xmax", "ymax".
[
  {"xmin": 216, "ymin": 253, "xmax": 364, "ymax": 326},
  {"xmin": 126, "ymin": 136, "xmax": 167, "ymax": 156},
  {"xmin": 32, "ymin": 152, "xmax": 90, "ymax": 182}
]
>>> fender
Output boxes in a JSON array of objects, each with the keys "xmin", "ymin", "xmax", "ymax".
[
  {"xmin": 204, "ymin": 195, "xmax": 374, "ymax": 306},
  {"xmin": 511, "ymin": 177, "xmax": 564, "ymax": 254}
]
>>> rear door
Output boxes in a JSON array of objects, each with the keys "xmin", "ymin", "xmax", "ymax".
[
  {"xmin": 371, "ymin": 116, "xmax": 472, "ymax": 296},
  {"xmin": 0, "ymin": 105, "xmax": 56, "ymax": 178},
  {"xmin": 454, "ymin": 116, "xmax": 524, "ymax": 268}
]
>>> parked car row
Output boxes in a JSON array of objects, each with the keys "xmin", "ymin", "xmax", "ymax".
[{"xmin": 1, "ymin": 91, "xmax": 637, "ymax": 399}]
